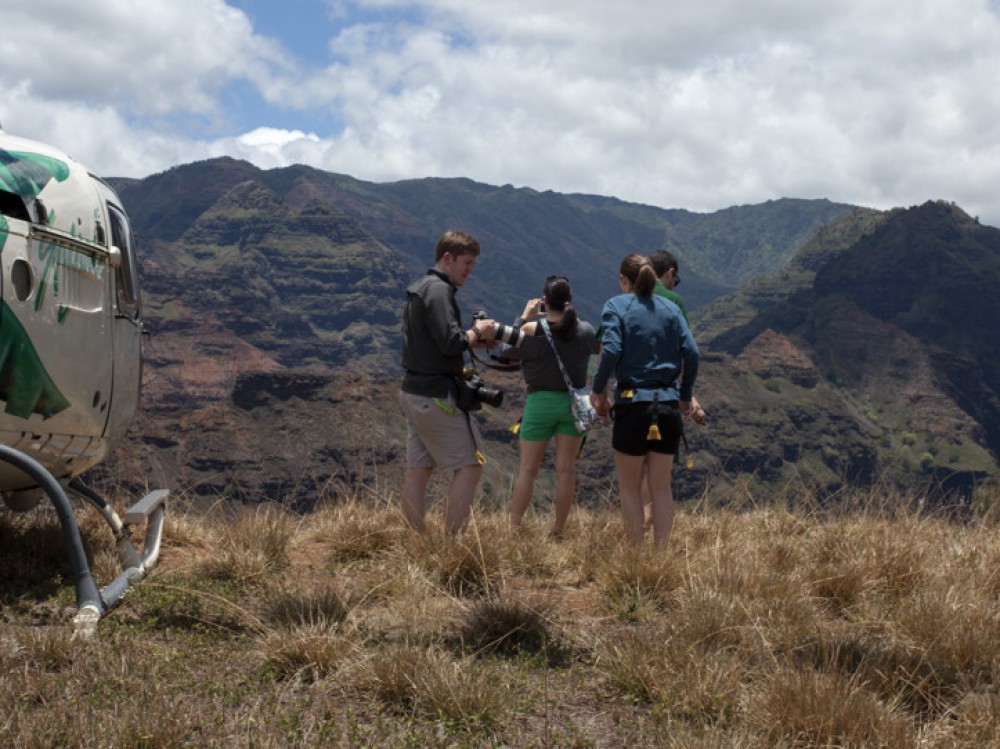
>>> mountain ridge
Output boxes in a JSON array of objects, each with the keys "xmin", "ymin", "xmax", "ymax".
[
  {"xmin": 112, "ymin": 161, "xmax": 854, "ymax": 326},
  {"xmin": 98, "ymin": 163, "xmax": 999, "ymax": 505}
]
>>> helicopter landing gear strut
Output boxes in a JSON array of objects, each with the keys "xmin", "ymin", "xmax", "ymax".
[{"xmin": 0, "ymin": 445, "xmax": 168, "ymax": 637}]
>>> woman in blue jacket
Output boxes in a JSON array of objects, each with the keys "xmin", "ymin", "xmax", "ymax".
[{"xmin": 590, "ymin": 253, "xmax": 699, "ymax": 547}]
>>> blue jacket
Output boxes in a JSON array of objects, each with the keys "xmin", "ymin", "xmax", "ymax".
[{"xmin": 592, "ymin": 293, "xmax": 699, "ymax": 403}]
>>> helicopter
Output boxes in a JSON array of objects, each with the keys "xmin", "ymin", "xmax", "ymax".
[{"xmin": 0, "ymin": 127, "xmax": 167, "ymax": 635}]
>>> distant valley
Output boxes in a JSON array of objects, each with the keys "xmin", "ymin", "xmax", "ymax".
[{"xmin": 99, "ymin": 160, "xmax": 1000, "ymax": 509}]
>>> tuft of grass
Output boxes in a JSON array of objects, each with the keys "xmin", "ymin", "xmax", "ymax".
[
  {"xmin": 353, "ymin": 645, "xmax": 506, "ymax": 731},
  {"xmin": 503, "ymin": 523, "xmax": 563, "ymax": 579},
  {"xmin": 597, "ymin": 543, "xmax": 683, "ymax": 620},
  {"xmin": 258, "ymin": 623, "xmax": 356, "ymax": 681},
  {"xmin": 751, "ymin": 667, "xmax": 915, "ymax": 747},
  {"xmin": 796, "ymin": 630, "xmax": 961, "ymax": 718},
  {"xmin": 263, "ymin": 585, "xmax": 350, "ymax": 630},
  {"xmin": 1, "ymin": 628, "xmax": 77, "ymax": 672},
  {"xmin": 403, "ymin": 649, "xmax": 507, "ymax": 730},
  {"xmin": 352, "ymin": 644, "xmax": 429, "ymax": 710},
  {"xmin": 406, "ymin": 527, "xmax": 504, "ymax": 597},
  {"xmin": 309, "ymin": 500, "xmax": 403, "ymax": 563},
  {"xmin": 808, "ymin": 561, "xmax": 869, "ymax": 614},
  {"xmin": 198, "ymin": 504, "xmax": 294, "ymax": 584},
  {"xmin": 162, "ymin": 502, "xmax": 217, "ymax": 548},
  {"xmin": 458, "ymin": 595, "xmax": 554, "ymax": 658},
  {"xmin": 891, "ymin": 581, "xmax": 1000, "ymax": 675},
  {"xmin": 926, "ymin": 692, "xmax": 1000, "ymax": 748},
  {"xmin": 597, "ymin": 621, "xmax": 746, "ymax": 726}
]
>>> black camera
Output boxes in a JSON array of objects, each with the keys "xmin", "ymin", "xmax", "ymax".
[
  {"xmin": 473, "ymin": 311, "xmax": 525, "ymax": 348},
  {"xmin": 456, "ymin": 367, "xmax": 504, "ymax": 410}
]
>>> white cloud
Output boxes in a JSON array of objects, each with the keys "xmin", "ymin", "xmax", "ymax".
[
  {"xmin": 4, "ymin": 0, "xmax": 1000, "ymax": 226},
  {"xmin": 0, "ymin": 0, "xmax": 289, "ymax": 119}
]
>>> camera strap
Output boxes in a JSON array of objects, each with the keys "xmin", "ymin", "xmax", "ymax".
[
  {"xmin": 467, "ymin": 409, "xmax": 486, "ymax": 466},
  {"xmin": 460, "ymin": 353, "xmax": 487, "ymax": 465},
  {"xmin": 469, "ymin": 346, "xmax": 521, "ymax": 371},
  {"xmin": 451, "ymin": 352, "xmax": 487, "ymax": 465},
  {"xmin": 539, "ymin": 319, "xmax": 576, "ymax": 392}
]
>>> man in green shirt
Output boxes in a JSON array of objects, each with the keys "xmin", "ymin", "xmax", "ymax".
[
  {"xmin": 650, "ymin": 250, "xmax": 687, "ymax": 321},
  {"xmin": 643, "ymin": 250, "xmax": 704, "ymax": 529},
  {"xmin": 649, "ymin": 251, "xmax": 702, "ymax": 425}
]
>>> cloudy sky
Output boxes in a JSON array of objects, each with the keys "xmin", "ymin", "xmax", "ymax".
[{"xmin": 4, "ymin": 0, "xmax": 1000, "ymax": 225}]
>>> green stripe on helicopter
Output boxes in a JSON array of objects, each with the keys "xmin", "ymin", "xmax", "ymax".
[
  {"xmin": 0, "ymin": 149, "xmax": 70, "ymax": 200},
  {"xmin": 0, "ymin": 300, "xmax": 72, "ymax": 419},
  {"xmin": 0, "ymin": 215, "xmax": 71, "ymax": 419}
]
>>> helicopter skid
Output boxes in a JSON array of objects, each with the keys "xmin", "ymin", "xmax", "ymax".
[
  {"xmin": 67, "ymin": 481, "xmax": 169, "ymax": 637},
  {"xmin": 0, "ymin": 445, "xmax": 168, "ymax": 636}
]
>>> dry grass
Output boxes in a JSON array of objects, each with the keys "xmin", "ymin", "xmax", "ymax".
[{"xmin": 0, "ymin": 485, "xmax": 998, "ymax": 747}]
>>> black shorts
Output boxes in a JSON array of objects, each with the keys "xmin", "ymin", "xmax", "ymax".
[{"xmin": 611, "ymin": 400, "xmax": 683, "ymax": 456}]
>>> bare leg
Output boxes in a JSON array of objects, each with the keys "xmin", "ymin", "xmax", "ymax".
[
  {"xmin": 510, "ymin": 439, "xmax": 549, "ymax": 531},
  {"xmin": 402, "ymin": 467, "xmax": 433, "ymax": 532},
  {"xmin": 640, "ymin": 471, "xmax": 653, "ymax": 532},
  {"xmin": 552, "ymin": 434, "xmax": 584, "ymax": 535},
  {"xmin": 645, "ymin": 453, "xmax": 676, "ymax": 548},
  {"xmin": 445, "ymin": 464, "xmax": 483, "ymax": 536},
  {"xmin": 614, "ymin": 451, "xmax": 647, "ymax": 545}
]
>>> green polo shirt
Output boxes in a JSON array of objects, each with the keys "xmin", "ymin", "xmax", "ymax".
[{"xmin": 653, "ymin": 280, "xmax": 688, "ymax": 323}]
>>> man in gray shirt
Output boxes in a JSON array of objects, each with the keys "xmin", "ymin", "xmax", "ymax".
[{"xmin": 399, "ymin": 230, "xmax": 496, "ymax": 535}]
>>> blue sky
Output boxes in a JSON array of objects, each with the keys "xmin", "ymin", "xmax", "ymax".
[{"xmin": 4, "ymin": 0, "xmax": 1000, "ymax": 226}]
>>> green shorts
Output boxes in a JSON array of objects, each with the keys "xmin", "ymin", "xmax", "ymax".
[{"xmin": 519, "ymin": 390, "xmax": 583, "ymax": 441}]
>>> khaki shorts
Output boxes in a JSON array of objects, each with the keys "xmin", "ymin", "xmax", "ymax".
[{"xmin": 399, "ymin": 390, "xmax": 484, "ymax": 471}]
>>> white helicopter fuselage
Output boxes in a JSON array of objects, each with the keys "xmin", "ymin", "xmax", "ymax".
[{"xmin": 0, "ymin": 130, "xmax": 142, "ymax": 497}]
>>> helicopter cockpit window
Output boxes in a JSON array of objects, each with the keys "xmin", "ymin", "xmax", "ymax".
[
  {"xmin": 107, "ymin": 203, "xmax": 140, "ymax": 316},
  {"xmin": 0, "ymin": 190, "xmax": 30, "ymax": 221}
]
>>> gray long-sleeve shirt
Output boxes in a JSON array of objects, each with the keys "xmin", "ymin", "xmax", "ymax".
[
  {"xmin": 501, "ymin": 320, "xmax": 600, "ymax": 392},
  {"xmin": 401, "ymin": 269, "xmax": 470, "ymax": 398}
]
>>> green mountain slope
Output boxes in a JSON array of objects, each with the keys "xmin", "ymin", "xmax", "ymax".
[
  {"xmin": 698, "ymin": 201, "xmax": 1000, "ymax": 494},
  {"xmin": 129, "ymin": 173, "xmax": 409, "ymax": 370},
  {"xmin": 694, "ymin": 207, "xmax": 889, "ymax": 345},
  {"xmin": 113, "ymin": 162, "xmax": 853, "ymax": 335}
]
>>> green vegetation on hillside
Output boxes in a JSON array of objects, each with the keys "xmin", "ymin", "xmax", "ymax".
[
  {"xmin": 114, "ymin": 161, "xmax": 856, "ymax": 328},
  {"xmin": 695, "ymin": 201, "xmax": 1000, "ymax": 494},
  {"xmin": 108, "ymin": 158, "xmax": 1000, "ymax": 504}
]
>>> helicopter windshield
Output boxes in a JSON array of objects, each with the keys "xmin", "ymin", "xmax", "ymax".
[{"xmin": 107, "ymin": 202, "xmax": 140, "ymax": 316}]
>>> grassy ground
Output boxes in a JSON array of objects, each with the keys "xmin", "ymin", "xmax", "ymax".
[{"xmin": 1, "ymin": 484, "xmax": 998, "ymax": 748}]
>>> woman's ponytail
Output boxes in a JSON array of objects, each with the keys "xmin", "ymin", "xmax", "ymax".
[
  {"xmin": 553, "ymin": 303, "xmax": 579, "ymax": 340},
  {"xmin": 620, "ymin": 253, "xmax": 657, "ymax": 297},
  {"xmin": 544, "ymin": 276, "xmax": 579, "ymax": 339}
]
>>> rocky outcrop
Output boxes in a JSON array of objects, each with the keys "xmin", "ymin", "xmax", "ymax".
[
  {"xmin": 737, "ymin": 329, "xmax": 820, "ymax": 388},
  {"xmin": 232, "ymin": 371, "xmax": 336, "ymax": 410}
]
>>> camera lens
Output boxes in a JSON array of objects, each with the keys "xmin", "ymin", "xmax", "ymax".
[
  {"xmin": 494, "ymin": 323, "xmax": 525, "ymax": 347},
  {"xmin": 477, "ymin": 385, "xmax": 504, "ymax": 408}
]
